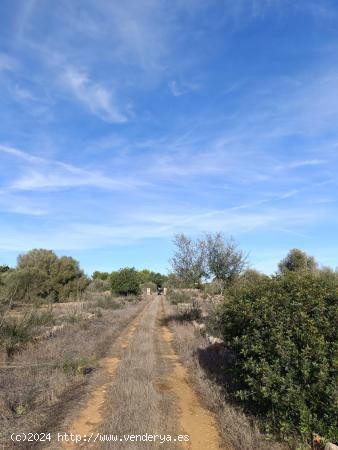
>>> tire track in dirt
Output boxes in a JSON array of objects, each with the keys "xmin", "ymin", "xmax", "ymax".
[
  {"xmin": 93, "ymin": 295, "xmax": 180, "ymax": 450},
  {"xmin": 62, "ymin": 300, "xmax": 150, "ymax": 449},
  {"xmin": 159, "ymin": 298, "xmax": 224, "ymax": 450}
]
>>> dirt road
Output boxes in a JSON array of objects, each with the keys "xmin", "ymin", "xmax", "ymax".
[{"xmin": 57, "ymin": 296, "xmax": 224, "ymax": 449}]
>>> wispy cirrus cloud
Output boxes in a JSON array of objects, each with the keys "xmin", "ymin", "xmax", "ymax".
[
  {"xmin": 0, "ymin": 202, "xmax": 326, "ymax": 252},
  {"xmin": 0, "ymin": 191, "xmax": 48, "ymax": 216},
  {"xmin": 0, "ymin": 53, "xmax": 18, "ymax": 72},
  {"xmin": 0, "ymin": 144, "xmax": 143, "ymax": 191},
  {"xmin": 272, "ymin": 159, "xmax": 328, "ymax": 173},
  {"xmin": 285, "ymin": 159, "xmax": 327, "ymax": 169},
  {"xmin": 1, "ymin": 0, "xmax": 338, "ymax": 273},
  {"xmin": 168, "ymin": 79, "xmax": 201, "ymax": 97},
  {"xmin": 61, "ymin": 67, "xmax": 127, "ymax": 123}
]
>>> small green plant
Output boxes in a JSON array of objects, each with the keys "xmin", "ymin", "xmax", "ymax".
[
  {"xmin": 58, "ymin": 355, "xmax": 94, "ymax": 374},
  {"xmin": 14, "ymin": 404, "xmax": 27, "ymax": 416}
]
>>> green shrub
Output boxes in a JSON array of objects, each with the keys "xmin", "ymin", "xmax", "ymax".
[
  {"xmin": 111, "ymin": 267, "xmax": 141, "ymax": 296},
  {"xmin": 215, "ymin": 271, "xmax": 338, "ymax": 444},
  {"xmin": 138, "ymin": 269, "xmax": 167, "ymax": 287},
  {"xmin": 58, "ymin": 355, "xmax": 94, "ymax": 374},
  {"xmin": 92, "ymin": 271, "xmax": 110, "ymax": 281},
  {"xmin": 1, "ymin": 249, "xmax": 89, "ymax": 304}
]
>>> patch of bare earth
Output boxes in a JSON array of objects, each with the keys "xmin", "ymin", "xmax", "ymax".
[
  {"xmin": 61, "ymin": 303, "xmax": 149, "ymax": 449},
  {"xmin": 98, "ymin": 295, "xmax": 179, "ymax": 450},
  {"xmin": 93, "ymin": 295, "xmax": 226, "ymax": 450},
  {"xmin": 159, "ymin": 298, "xmax": 224, "ymax": 450}
]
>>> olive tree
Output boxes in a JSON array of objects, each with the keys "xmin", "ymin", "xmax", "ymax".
[
  {"xmin": 205, "ymin": 233, "xmax": 248, "ymax": 289},
  {"xmin": 169, "ymin": 233, "xmax": 207, "ymax": 287}
]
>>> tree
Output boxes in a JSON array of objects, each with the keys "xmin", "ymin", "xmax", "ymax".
[
  {"xmin": 55, "ymin": 256, "xmax": 89, "ymax": 301},
  {"xmin": 7, "ymin": 249, "xmax": 89, "ymax": 303},
  {"xmin": 0, "ymin": 265, "xmax": 11, "ymax": 273},
  {"xmin": 151, "ymin": 272, "xmax": 167, "ymax": 287},
  {"xmin": 169, "ymin": 233, "xmax": 207, "ymax": 287},
  {"xmin": 0, "ymin": 265, "xmax": 12, "ymax": 288},
  {"xmin": 278, "ymin": 248, "xmax": 317, "ymax": 274},
  {"xmin": 205, "ymin": 233, "xmax": 247, "ymax": 289},
  {"xmin": 92, "ymin": 271, "xmax": 110, "ymax": 281},
  {"xmin": 138, "ymin": 269, "xmax": 167, "ymax": 287},
  {"xmin": 111, "ymin": 267, "xmax": 141, "ymax": 296}
]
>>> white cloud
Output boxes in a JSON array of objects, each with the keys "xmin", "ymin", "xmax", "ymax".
[
  {"xmin": 168, "ymin": 79, "xmax": 200, "ymax": 97},
  {"xmin": 0, "ymin": 201, "xmax": 326, "ymax": 252},
  {"xmin": 61, "ymin": 67, "xmax": 127, "ymax": 123},
  {"xmin": 16, "ymin": 0, "xmax": 39, "ymax": 37},
  {"xmin": 0, "ymin": 144, "xmax": 144, "ymax": 191},
  {"xmin": 0, "ymin": 53, "xmax": 18, "ymax": 72},
  {"xmin": 12, "ymin": 84, "xmax": 37, "ymax": 102},
  {"xmin": 274, "ymin": 159, "xmax": 327, "ymax": 171},
  {"xmin": 288, "ymin": 159, "xmax": 327, "ymax": 169},
  {"xmin": 168, "ymin": 80, "xmax": 182, "ymax": 97},
  {"xmin": 0, "ymin": 144, "xmax": 44, "ymax": 163}
]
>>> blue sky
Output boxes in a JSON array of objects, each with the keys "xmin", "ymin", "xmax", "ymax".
[{"xmin": 0, "ymin": 0, "xmax": 338, "ymax": 275}]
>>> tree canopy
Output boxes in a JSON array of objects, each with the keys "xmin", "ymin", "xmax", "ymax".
[
  {"xmin": 278, "ymin": 248, "xmax": 318, "ymax": 274},
  {"xmin": 2, "ymin": 249, "xmax": 89, "ymax": 303},
  {"xmin": 170, "ymin": 232, "xmax": 247, "ymax": 288}
]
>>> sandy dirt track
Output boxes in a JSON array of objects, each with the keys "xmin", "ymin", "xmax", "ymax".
[{"xmin": 59, "ymin": 296, "xmax": 224, "ymax": 450}]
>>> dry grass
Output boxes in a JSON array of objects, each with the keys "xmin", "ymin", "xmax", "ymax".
[
  {"xmin": 165, "ymin": 301, "xmax": 288, "ymax": 450},
  {"xmin": 0, "ymin": 294, "xmax": 144, "ymax": 448},
  {"xmin": 100, "ymin": 298, "xmax": 179, "ymax": 450}
]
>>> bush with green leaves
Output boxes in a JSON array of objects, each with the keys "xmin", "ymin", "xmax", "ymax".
[
  {"xmin": 92, "ymin": 271, "xmax": 111, "ymax": 281},
  {"xmin": 110, "ymin": 267, "xmax": 141, "ymax": 296},
  {"xmin": 138, "ymin": 269, "xmax": 168, "ymax": 287},
  {"xmin": 2, "ymin": 249, "xmax": 89, "ymax": 304},
  {"xmin": 0, "ymin": 265, "xmax": 11, "ymax": 274},
  {"xmin": 92, "ymin": 268, "xmax": 167, "ymax": 295},
  {"xmin": 215, "ymin": 270, "xmax": 338, "ymax": 445}
]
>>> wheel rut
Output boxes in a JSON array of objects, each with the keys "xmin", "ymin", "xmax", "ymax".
[{"xmin": 62, "ymin": 301, "xmax": 150, "ymax": 449}]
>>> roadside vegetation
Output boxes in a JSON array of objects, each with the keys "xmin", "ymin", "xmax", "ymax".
[
  {"xmin": 94, "ymin": 267, "xmax": 167, "ymax": 296},
  {"xmin": 0, "ymin": 249, "xmax": 152, "ymax": 448},
  {"xmin": 167, "ymin": 233, "xmax": 338, "ymax": 450},
  {"xmin": 1, "ymin": 241, "xmax": 336, "ymax": 450}
]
